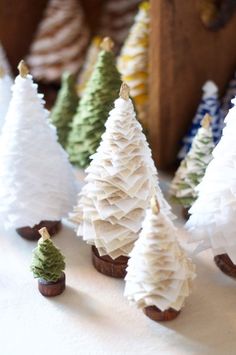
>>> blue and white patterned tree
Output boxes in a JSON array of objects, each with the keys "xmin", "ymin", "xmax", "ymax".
[
  {"xmin": 219, "ymin": 71, "xmax": 236, "ymax": 132},
  {"xmin": 178, "ymin": 81, "xmax": 221, "ymax": 160}
]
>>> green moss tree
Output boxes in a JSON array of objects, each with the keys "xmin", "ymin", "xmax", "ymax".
[
  {"xmin": 31, "ymin": 228, "xmax": 65, "ymax": 282},
  {"xmin": 50, "ymin": 72, "xmax": 78, "ymax": 148},
  {"xmin": 67, "ymin": 37, "xmax": 122, "ymax": 168}
]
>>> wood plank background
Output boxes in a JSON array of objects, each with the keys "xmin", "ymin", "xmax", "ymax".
[{"xmin": 0, "ymin": 0, "xmax": 236, "ymax": 169}]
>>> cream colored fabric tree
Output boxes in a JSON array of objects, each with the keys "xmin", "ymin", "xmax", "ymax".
[
  {"xmin": 125, "ymin": 197, "xmax": 196, "ymax": 311},
  {"xmin": 26, "ymin": 0, "xmax": 90, "ymax": 83},
  {"xmin": 71, "ymin": 83, "xmax": 173, "ymax": 259}
]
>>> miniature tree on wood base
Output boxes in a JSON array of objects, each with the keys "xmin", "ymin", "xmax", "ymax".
[
  {"xmin": 67, "ymin": 37, "xmax": 122, "ymax": 168},
  {"xmin": 70, "ymin": 83, "xmax": 174, "ymax": 278},
  {"xmin": 186, "ymin": 97, "xmax": 236, "ymax": 277},
  {"xmin": 0, "ymin": 61, "xmax": 77, "ymax": 240},
  {"xmin": 125, "ymin": 197, "xmax": 196, "ymax": 322},
  {"xmin": 31, "ymin": 227, "xmax": 66, "ymax": 297}
]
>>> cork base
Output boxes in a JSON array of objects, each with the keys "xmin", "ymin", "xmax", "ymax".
[
  {"xmin": 182, "ymin": 207, "xmax": 190, "ymax": 220},
  {"xmin": 144, "ymin": 305, "xmax": 180, "ymax": 322},
  {"xmin": 16, "ymin": 220, "xmax": 61, "ymax": 240},
  {"xmin": 214, "ymin": 253, "xmax": 236, "ymax": 278},
  {"xmin": 91, "ymin": 246, "xmax": 129, "ymax": 279},
  {"xmin": 38, "ymin": 272, "xmax": 65, "ymax": 297}
]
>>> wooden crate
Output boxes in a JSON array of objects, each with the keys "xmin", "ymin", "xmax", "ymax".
[
  {"xmin": 0, "ymin": 0, "xmax": 236, "ymax": 169},
  {"xmin": 149, "ymin": 0, "xmax": 236, "ymax": 169}
]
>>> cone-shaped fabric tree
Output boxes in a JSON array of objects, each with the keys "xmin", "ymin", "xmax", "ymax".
[
  {"xmin": 50, "ymin": 72, "xmax": 78, "ymax": 148},
  {"xmin": 26, "ymin": 0, "xmax": 90, "ymax": 84},
  {"xmin": 77, "ymin": 36, "xmax": 102, "ymax": 98},
  {"xmin": 125, "ymin": 197, "xmax": 195, "ymax": 313},
  {"xmin": 220, "ymin": 71, "xmax": 236, "ymax": 130},
  {"xmin": 99, "ymin": 0, "xmax": 141, "ymax": 54},
  {"xmin": 178, "ymin": 81, "xmax": 220, "ymax": 160},
  {"xmin": 170, "ymin": 114, "xmax": 215, "ymax": 208},
  {"xmin": 0, "ymin": 42, "xmax": 12, "ymax": 76},
  {"xmin": 70, "ymin": 83, "xmax": 174, "ymax": 259},
  {"xmin": 117, "ymin": 1, "xmax": 149, "ymax": 128},
  {"xmin": 0, "ymin": 61, "xmax": 77, "ymax": 229},
  {"xmin": 67, "ymin": 37, "xmax": 122, "ymax": 168},
  {"xmin": 31, "ymin": 227, "xmax": 65, "ymax": 282},
  {"xmin": 0, "ymin": 67, "xmax": 13, "ymax": 132},
  {"xmin": 186, "ymin": 97, "xmax": 236, "ymax": 264}
]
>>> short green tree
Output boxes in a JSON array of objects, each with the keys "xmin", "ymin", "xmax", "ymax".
[{"xmin": 31, "ymin": 228, "xmax": 65, "ymax": 282}]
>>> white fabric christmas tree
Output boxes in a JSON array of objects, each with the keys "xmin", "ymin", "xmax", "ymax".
[
  {"xmin": 0, "ymin": 42, "xmax": 12, "ymax": 76},
  {"xmin": 0, "ymin": 67, "xmax": 13, "ymax": 132},
  {"xmin": 170, "ymin": 114, "xmax": 215, "ymax": 208},
  {"xmin": 186, "ymin": 97, "xmax": 236, "ymax": 263},
  {"xmin": 0, "ymin": 61, "xmax": 77, "ymax": 229},
  {"xmin": 71, "ymin": 83, "xmax": 174, "ymax": 259},
  {"xmin": 124, "ymin": 197, "xmax": 196, "ymax": 311},
  {"xmin": 26, "ymin": 0, "xmax": 90, "ymax": 83},
  {"xmin": 178, "ymin": 81, "xmax": 220, "ymax": 160}
]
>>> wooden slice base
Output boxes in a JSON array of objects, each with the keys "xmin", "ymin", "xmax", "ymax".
[
  {"xmin": 16, "ymin": 220, "xmax": 61, "ymax": 241},
  {"xmin": 144, "ymin": 305, "xmax": 180, "ymax": 322},
  {"xmin": 214, "ymin": 253, "xmax": 236, "ymax": 278},
  {"xmin": 182, "ymin": 207, "xmax": 190, "ymax": 220},
  {"xmin": 91, "ymin": 246, "xmax": 129, "ymax": 279},
  {"xmin": 38, "ymin": 272, "xmax": 65, "ymax": 297}
]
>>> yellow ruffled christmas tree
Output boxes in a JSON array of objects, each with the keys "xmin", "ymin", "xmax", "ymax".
[{"xmin": 117, "ymin": 1, "xmax": 149, "ymax": 129}]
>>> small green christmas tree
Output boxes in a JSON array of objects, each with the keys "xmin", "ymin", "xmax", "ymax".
[
  {"xmin": 67, "ymin": 37, "xmax": 122, "ymax": 168},
  {"xmin": 31, "ymin": 227, "xmax": 65, "ymax": 282},
  {"xmin": 170, "ymin": 114, "xmax": 214, "ymax": 208},
  {"xmin": 50, "ymin": 72, "xmax": 78, "ymax": 148}
]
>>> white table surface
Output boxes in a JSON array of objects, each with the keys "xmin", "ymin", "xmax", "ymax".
[{"xmin": 1, "ymin": 172, "xmax": 236, "ymax": 355}]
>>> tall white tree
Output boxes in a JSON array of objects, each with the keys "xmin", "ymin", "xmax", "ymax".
[
  {"xmin": 71, "ymin": 83, "xmax": 174, "ymax": 259},
  {"xmin": 125, "ymin": 197, "xmax": 195, "ymax": 314},
  {"xmin": 186, "ymin": 97, "xmax": 236, "ymax": 264},
  {"xmin": 0, "ymin": 61, "xmax": 77, "ymax": 229},
  {"xmin": 0, "ymin": 67, "xmax": 13, "ymax": 132}
]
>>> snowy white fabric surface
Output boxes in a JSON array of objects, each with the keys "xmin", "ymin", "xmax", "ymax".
[
  {"xmin": 0, "ymin": 177, "xmax": 235, "ymax": 355},
  {"xmin": 0, "ymin": 73, "xmax": 77, "ymax": 228}
]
